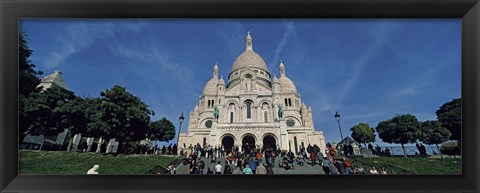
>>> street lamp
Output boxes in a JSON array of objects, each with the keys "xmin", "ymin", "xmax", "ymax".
[
  {"xmin": 334, "ymin": 112, "xmax": 344, "ymax": 143},
  {"xmin": 176, "ymin": 113, "xmax": 185, "ymax": 155}
]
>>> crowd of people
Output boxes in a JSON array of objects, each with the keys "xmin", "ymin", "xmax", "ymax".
[
  {"xmin": 181, "ymin": 143, "xmax": 277, "ymax": 174},
  {"xmin": 177, "ymin": 142, "xmax": 388, "ymax": 175}
]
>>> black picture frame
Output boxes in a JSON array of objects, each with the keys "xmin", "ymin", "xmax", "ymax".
[{"xmin": 1, "ymin": 0, "xmax": 479, "ymax": 192}]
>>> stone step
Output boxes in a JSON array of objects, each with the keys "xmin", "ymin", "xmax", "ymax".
[{"xmin": 175, "ymin": 156, "xmax": 325, "ymax": 174}]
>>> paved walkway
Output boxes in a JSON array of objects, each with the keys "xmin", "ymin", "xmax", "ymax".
[{"xmin": 175, "ymin": 157, "xmax": 325, "ymax": 175}]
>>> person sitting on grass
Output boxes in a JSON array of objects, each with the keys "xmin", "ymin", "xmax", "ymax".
[
  {"xmin": 369, "ymin": 167, "xmax": 379, "ymax": 174},
  {"xmin": 87, "ymin": 164, "xmax": 99, "ymax": 174},
  {"xmin": 380, "ymin": 167, "xmax": 388, "ymax": 174}
]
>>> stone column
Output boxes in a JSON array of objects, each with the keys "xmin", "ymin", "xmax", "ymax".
[
  {"xmin": 208, "ymin": 121, "xmax": 218, "ymax": 146},
  {"xmin": 72, "ymin": 133, "xmax": 82, "ymax": 151},
  {"xmin": 279, "ymin": 119, "xmax": 289, "ymax": 151},
  {"xmin": 96, "ymin": 137, "xmax": 103, "ymax": 153},
  {"xmin": 86, "ymin": 137, "xmax": 94, "ymax": 152}
]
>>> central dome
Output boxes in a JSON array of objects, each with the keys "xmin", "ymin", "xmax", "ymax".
[
  {"xmin": 230, "ymin": 32, "xmax": 269, "ymax": 74},
  {"xmin": 231, "ymin": 50, "xmax": 269, "ymax": 73}
]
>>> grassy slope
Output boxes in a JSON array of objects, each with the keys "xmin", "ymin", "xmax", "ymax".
[
  {"xmin": 355, "ymin": 157, "xmax": 461, "ymax": 175},
  {"xmin": 19, "ymin": 151, "xmax": 461, "ymax": 175},
  {"xmin": 20, "ymin": 150, "xmax": 177, "ymax": 175}
]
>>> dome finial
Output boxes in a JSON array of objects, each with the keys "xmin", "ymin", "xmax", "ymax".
[
  {"xmin": 280, "ymin": 60, "xmax": 285, "ymax": 75},
  {"xmin": 213, "ymin": 63, "xmax": 219, "ymax": 78},
  {"xmin": 246, "ymin": 31, "xmax": 253, "ymax": 51}
]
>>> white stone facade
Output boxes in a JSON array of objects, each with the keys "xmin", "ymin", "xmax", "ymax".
[{"xmin": 178, "ymin": 32, "xmax": 326, "ymax": 155}]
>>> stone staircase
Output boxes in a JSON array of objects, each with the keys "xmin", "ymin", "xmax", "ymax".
[{"xmin": 175, "ymin": 156, "xmax": 325, "ymax": 174}]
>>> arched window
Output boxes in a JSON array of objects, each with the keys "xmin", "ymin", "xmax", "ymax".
[
  {"xmin": 285, "ymin": 98, "xmax": 288, "ymax": 106},
  {"xmin": 288, "ymin": 98, "xmax": 292, "ymax": 106},
  {"xmin": 230, "ymin": 112, "xmax": 234, "ymax": 123},
  {"xmin": 264, "ymin": 111, "xmax": 268, "ymax": 122},
  {"xmin": 208, "ymin": 100, "xmax": 211, "ymax": 108},
  {"xmin": 246, "ymin": 101, "xmax": 252, "ymax": 119}
]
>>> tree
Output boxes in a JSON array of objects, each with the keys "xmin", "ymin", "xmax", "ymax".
[
  {"xmin": 18, "ymin": 32, "xmax": 43, "ymax": 141},
  {"xmin": 350, "ymin": 123, "xmax": 376, "ymax": 147},
  {"xmin": 54, "ymin": 97, "xmax": 90, "ymax": 152},
  {"xmin": 83, "ymin": 97, "xmax": 106, "ymax": 138},
  {"xmin": 436, "ymin": 98, "xmax": 461, "ymax": 141},
  {"xmin": 23, "ymin": 86, "xmax": 76, "ymax": 150},
  {"xmin": 148, "ymin": 118, "xmax": 176, "ymax": 142},
  {"xmin": 98, "ymin": 85, "xmax": 154, "ymax": 153},
  {"xmin": 376, "ymin": 114, "xmax": 422, "ymax": 157},
  {"xmin": 419, "ymin": 120, "xmax": 452, "ymax": 159},
  {"xmin": 19, "ymin": 32, "xmax": 43, "ymax": 96}
]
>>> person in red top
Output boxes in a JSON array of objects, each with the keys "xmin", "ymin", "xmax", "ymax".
[
  {"xmin": 343, "ymin": 158, "xmax": 353, "ymax": 174},
  {"xmin": 256, "ymin": 151, "xmax": 262, "ymax": 165},
  {"xmin": 309, "ymin": 151, "xmax": 317, "ymax": 166},
  {"xmin": 329, "ymin": 147, "xmax": 336, "ymax": 157}
]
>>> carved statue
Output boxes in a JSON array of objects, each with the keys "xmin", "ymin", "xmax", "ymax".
[
  {"xmin": 277, "ymin": 104, "xmax": 283, "ymax": 119},
  {"xmin": 213, "ymin": 106, "xmax": 219, "ymax": 120}
]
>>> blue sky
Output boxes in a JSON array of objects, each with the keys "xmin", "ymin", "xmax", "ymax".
[{"xmin": 20, "ymin": 19, "xmax": 461, "ymax": 146}]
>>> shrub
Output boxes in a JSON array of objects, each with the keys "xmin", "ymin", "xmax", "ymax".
[{"xmin": 440, "ymin": 141, "xmax": 461, "ymax": 157}]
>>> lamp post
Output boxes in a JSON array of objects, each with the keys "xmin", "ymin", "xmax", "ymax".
[
  {"xmin": 334, "ymin": 112, "xmax": 344, "ymax": 142},
  {"xmin": 176, "ymin": 113, "xmax": 185, "ymax": 155}
]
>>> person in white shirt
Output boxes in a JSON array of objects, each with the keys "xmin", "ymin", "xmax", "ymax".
[
  {"xmin": 215, "ymin": 161, "xmax": 222, "ymax": 174},
  {"xmin": 87, "ymin": 165, "xmax": 99, "ymax": 174},
  {"xmin": 369, "ymin": 167, "xmax": 379, "ymax": 174}
]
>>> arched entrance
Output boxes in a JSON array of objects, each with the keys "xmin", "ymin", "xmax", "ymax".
[
  {"xmin": 262, "ymin": 135, "xmax": 277, "ymax": 151},
  {"xmin": 242, "ymin": 135, "xmax": 256, "ymax": 154},
  {"xmin": 221, "ymin": 136, "xmax": 234, "ymax": 153}
]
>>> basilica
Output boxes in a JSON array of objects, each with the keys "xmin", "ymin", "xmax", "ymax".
[{"xmin": 178, "ymin": 32, "xmax": 326, "ymax": 155}]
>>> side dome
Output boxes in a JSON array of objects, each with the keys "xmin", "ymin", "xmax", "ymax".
[
  {"xmin": 278, "ymin": 61, "xmax": 297, "ymax": 93},
  {"xmin": 203, "ymin": 78, "xmax": 218, "ymax": 94},
  {"xmin": 203, "ymin": 64, "xmax": 220, "ymax": 94},
  {"xmin": 279, "ymin": 76, "xmax": 297, "ymax": 93}
]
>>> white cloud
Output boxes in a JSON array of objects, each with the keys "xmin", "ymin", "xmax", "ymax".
[
  {"xmin": 108, "ymin": 40, "xmax": 199, "ymax": 99},
  {"xmin": 336, "ymin": 21, "xmax": 398, "ymax": 101},
  {"xmin": 269, "ymin": 20, "xmax": 296, "ymax": 69},
  {"xmin": 44, "ymin": 20, "xmax": 147, "ymax": 69},
  {"xmin": 392, "ymin": 87, "xmax": 418, "ymax": 97}
]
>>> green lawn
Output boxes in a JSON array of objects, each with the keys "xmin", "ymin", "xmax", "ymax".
[
  {"xmin": 20, "ymin": 150, "xmax": 177, "ymax": 175},
  {"xmin": 354, "ymin": 156, "xmax": 461, "ymax": 175}
]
